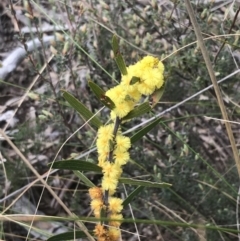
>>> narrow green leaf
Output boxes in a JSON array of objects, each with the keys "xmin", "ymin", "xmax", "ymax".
[
  {"xmin": 130, "ymin": 76, "xmax": 140, "ymax": 85},
  {"xmin": 48, "ymin": 231, "xmax": 94, "ymax": 241},
  {"xmin": 62, "ymin": 90, "xmax": 102, "ymax": 129},
  {"xmin": 122, "ymin": 102, "xmax": 151, "ymax": 121},
  {"xmin": 130, "ymin": 117, "xmax": 161, "ymax": 144},
  {"xmin": 150, "ymin": 82, "xmax": 166, "ymax": 108},
  {"xmin": 119, "ymin": 177, "xmax": 171, "ymax": 188},
  {"xmin": 47, "ymin": 217, "xmax": 240, "ymax": 234},
  {"xmin": 74, "ymin": 170, "xmax": 95, "ymax": 188},
  {"xmin": 112, "ymin": 35, "xmax": 119, "ymax": 54},
  {"xmin": 122, "ymin": 186, "xmax": 145, "ymax": 208},
  {"xmin": 88, "ymin": 81, "xmax": 115, "ymax": 109},
  {"xmin": 50, "ymin": 160, "xmax": 98, "ymax": 188},
  {"xmin": 51, "ymin": 160, "xmax": 102, "ymax": 173},
  {"xmin": 112, "ymin": 35, "xmax": 128, "ymax": 75}
]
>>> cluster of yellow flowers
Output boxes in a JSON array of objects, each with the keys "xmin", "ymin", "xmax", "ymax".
[
  {"xmin": 89, "ymin": 56, "xmax": 164, "ymax": 241},
  {"xmin": 89, "ymin": 125, "xmax": 130, "ymax": 240},
  {"xmin": 89, "ymin": 186, "xmax": 123, "ymax": 241},
  {"xmin": 106, "ymin": 55, "xmax": 164, "ymax": 119}
]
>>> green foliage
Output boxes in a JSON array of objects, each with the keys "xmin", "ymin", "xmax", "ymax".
[
  {"xmin": 51, "ymin": 160, "xmax": 102, "ymax": 172},
  {"xmin": 112, "ymin": 35, "xmax": 128, "ymax": 75},
  {"xmin": 2, "ymin": 1, "xmax": 240, "ymax": 240},
  {"xmin": 88, "ymin": 81, "xmax": 115, "ymax": 109},
  {"xmin": 62, "ymin": 90, "xmax": 103, "ymax": 129},
  {"xmin": 122, "ymin": 102, "xmax": 152, "ymax": 121}
]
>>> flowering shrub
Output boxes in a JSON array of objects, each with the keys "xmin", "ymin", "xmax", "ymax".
[{"xmin": 89, "ymin": 55, "xmax": 165, "ymax": 241}]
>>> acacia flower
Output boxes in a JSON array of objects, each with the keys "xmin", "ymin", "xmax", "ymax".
[
  {"xmin": 121, "ymin": 55, "xmax": 164, "ymax": 96},
  {"xmin": 115, "ymin": 135, "xmax": 131, "ymax": 153},
  {"xmin": 112, "ymin": 101, "xmax": 133, "ymax": 118},
  {"xmin": 102, "ymin": 176, "xmax": 118, "ymax": 193},
  {"xmin": 105, "ymin": 85, "xmax": 127, "ymax": 104},
  {"xmin": 108, "ymin": 197, "xmax": 123, "ymax": 213},
  {"xmin": 121, "ymin": 64, "xmax": 140, "ymax": 86},
  {"xmin": 98, "ymin": 152, "xmax": 109, "ymax": 168},
  {"xmin": 124, "ymin": 85, "xmax": 141, "ymax": 102},
  {"xmin": 113, "ymin": 149, "xmax": 130, "ymax": 166},
  {"xmin": 89, "ymin": 187, "xmax": 103, "ymax": 200},
  {"xmin": 102, "ymin": 162, "xmax": 122, "ymax": 179},
  {"xmin": 97, "ymin": 124, "xmax": 115, "ymax": 139},
  {"xmin": 96, "ymin": 124, "xmax": 115, "ymax": 153},
  {"xmin": 94, "ymin": 224, "xmax": 107, "ymax": 237},
  {"xmin": 96, "ymin": 136, "xmax": 111, "ymax": 153},
  {"xmin": 90, "ymin": 198, "xmax": 104, "ymax": 212},
  {"xmin": 108, "ymin": 227, "xmax": 121, "ymax": 241},
  {"xmin": 93, "ymin": 209, "xmax": 101, "ymax": 218},
  {"xmin": 137, "ymin": 81, "xmax": 156, "ymax": 95}
]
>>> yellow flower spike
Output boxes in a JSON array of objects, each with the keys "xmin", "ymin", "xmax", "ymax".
[
  {"xmin": 89, "ymin": 187, "xmax": 103, "ymax": 200},
  {"xmin": 115, "ymin": 135, "xmax": 131, "ymax": 153},
  {"xmin": 108, "ymin": 197, "xmax": 123, "ymax": 213},
  {"xmin": 91, "ymin": 54, "xmax": 165, "ymax": 239}
]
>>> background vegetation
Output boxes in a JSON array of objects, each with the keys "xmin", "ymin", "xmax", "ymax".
[{"xmin": 1, "ymin": 0, "xmax": 240, "ymax": 240}]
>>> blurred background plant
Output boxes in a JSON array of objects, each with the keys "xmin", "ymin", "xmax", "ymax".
[{"xmin": 1, "ymin": 0, "xmax": 240, "ymax": 240}]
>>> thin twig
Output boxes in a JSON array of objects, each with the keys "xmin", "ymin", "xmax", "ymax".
[
  {"xmin": 0, "ymin": 129, "xmax": 94, "ymax": 241},
  {"xmin": 214, "ymin": 5, "xmax": 240, "ymax": 63}
]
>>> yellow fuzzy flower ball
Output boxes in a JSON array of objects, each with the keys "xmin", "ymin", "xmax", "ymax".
[
  {"xmin": 96, "ymin": 124, "xmax": 115, "ymax": 154},
  {"xmin": 113, "ymin": 149, "xmax": 130, "ymax": 166},
  {"xmin": 108, "ymin": 227, "xmax": 121, "ymax": 241},
  {"xmin": 89, "ymin": 187, "xmax": 103, "ymax": 200},
  {"xmin": 115, "ymin": 135, "xmax": 131, "ymax": 153},
  {"xmin": 121, "ymin": 55, "xmax": 164, "ymax": 96},
  {"xmin": 97, "ymin": 124, "xmax": 114, "ymax": 140},
  {"xmin": 94, "ymin": 223, "xmax": 107, "ymax": 237},
  {"xmin": 102, "ymin": 176, "xmax": 118, "ymax": 193},
  {"xmin": 105, "ymin": 85, "xmax": 127, "ymax": 104},
  {"xmin": 112, "ymin": 100, "xmax": 134, "ymax": 118},
  {"xmin": 90, "ymin": 198, "xmax": 103, "ymax": 212},
  {"xmin": 102, "ymin": 162, "xmax": 122, "ymax": 179},
  {"xmin": 108, "ymin": 197, "xmax": 123, "ymax": 213},
  {"xmin": 98, "ymin": 152, "xmax": 109, "ymax": 167}
]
